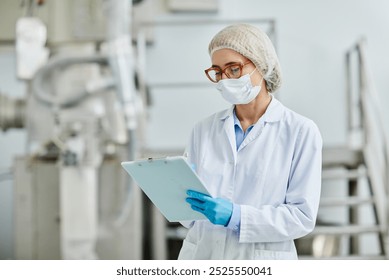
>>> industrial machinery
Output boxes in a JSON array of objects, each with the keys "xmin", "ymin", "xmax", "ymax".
[
  {"xmin": 0, "ymin": 0, "xmax": 145, "ymax": 259},
  {"xmin": 0, "ymin": 0, "xmax": 281, "ymax": 259}
]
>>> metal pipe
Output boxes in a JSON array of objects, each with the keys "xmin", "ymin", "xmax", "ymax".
[
  {"xmin": 103, "ymin": 0, "xmax": 140, "ymax": 230},
  {"xmin": 139, "ymin": 18, "xmax": 276, "ymax": 27},
  {"xmin": 103, "ymin": 0, "xmax": 138, "ymax": 125},
  {"xmin": 138, "ymin": 18, "xmax": 277, "ymax": 48},
  {"xmin": 147, "ymin": 82, "xmax": 213, "ymax": 89},
  {"xmin": 31, "ymin": 55, "xmax": 113, "ymax": 108},
  {"xmin": 345, "ymin": 52, "xmax": 352, "ymax": 138}
]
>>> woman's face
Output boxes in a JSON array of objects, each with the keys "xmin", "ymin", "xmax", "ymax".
[{"xmin": 211, "ymin": 48, "xmax": 263, "ymax": 88}]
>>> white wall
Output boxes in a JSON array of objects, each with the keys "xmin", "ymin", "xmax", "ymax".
[{"xmin": 145, "ymin": 0, "xmax": 389, "ymax": 150}]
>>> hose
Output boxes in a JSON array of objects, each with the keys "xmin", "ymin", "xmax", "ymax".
[{"xmin": 31, "ymin": 55, "xmax": 114, "ymax": 108}]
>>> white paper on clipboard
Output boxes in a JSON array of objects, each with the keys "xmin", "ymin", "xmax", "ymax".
[{"xmin": 121, "ymin": 156, "xmax": 210, "ymax": 222}]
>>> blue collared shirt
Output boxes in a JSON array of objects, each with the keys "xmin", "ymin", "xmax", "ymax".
[
  {"xmin": 226, "ymin": 109, "xmax": 255, "ymax": 232},
  {"xmin": 233, "ymin": 109, "xmax": 255, "ymax": 150}
]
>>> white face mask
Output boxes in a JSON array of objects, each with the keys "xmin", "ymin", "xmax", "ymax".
[{"xmin": 216, "ymin": 69, "xmax": 262, "ymax": 104}]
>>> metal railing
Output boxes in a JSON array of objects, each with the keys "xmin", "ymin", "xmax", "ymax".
[{"xmin": 345, "ymin": 38, "xmax": 389, "ymax": 257}]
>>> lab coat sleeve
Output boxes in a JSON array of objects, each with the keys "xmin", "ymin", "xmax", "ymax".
[
  {"xmin": 179, "ymin": 125, "xmax": 199, "ymax": 229},
  {"xmin": 239, "ymin": 120, "xmax": 322, "ymax": 243}
]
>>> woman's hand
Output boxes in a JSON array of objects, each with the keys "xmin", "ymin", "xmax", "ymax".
[{"xmin": 186, "ymin": 190, "xmax": 232, "ymax": 226}]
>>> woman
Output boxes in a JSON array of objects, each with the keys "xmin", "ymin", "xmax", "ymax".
[{"xmin": 178, "ymin": 23, "xmax": 322, "ymax": 260}]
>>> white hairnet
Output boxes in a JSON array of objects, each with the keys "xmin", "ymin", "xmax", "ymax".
[{"xmin": 208, "ymin": 23, "xmax": 282, "ymax": 93}]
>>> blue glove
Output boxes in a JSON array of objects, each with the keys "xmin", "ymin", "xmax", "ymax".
[{"xmin": 186, "ymin": 190, "xmax": 233, "ymax": 226}]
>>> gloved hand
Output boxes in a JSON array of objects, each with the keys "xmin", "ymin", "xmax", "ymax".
[{"xmin": 186, "ymin": 190, "xmax": 233, "ymax": 226}]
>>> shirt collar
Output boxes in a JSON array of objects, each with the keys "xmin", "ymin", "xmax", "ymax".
[
  {"xmin": 232, "ymin": 109, "xmax": 240, "ymax": 126},
  {"xmin": 219, "ymin": 95, "xmax": 284, "ymax": 123}
]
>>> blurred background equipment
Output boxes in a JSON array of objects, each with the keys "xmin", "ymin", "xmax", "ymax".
[
  {"xmin": 1, "ymin": 0, "xmax": 144, "ymax": 260},
  {"xmin": 0, "ymin": 0, "xmax": 388, "ymax": 260}
]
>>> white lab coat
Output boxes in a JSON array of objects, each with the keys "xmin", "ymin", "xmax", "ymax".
[{"xmin": 178, "ymin": 97, "xmax": 322, "ymax": 260}]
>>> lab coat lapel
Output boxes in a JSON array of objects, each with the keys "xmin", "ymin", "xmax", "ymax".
[
  {"xmin": 237, "ymin": 96, "xmax": 283, "ymax": 152},
  {"xmin": 238, "ymin": 121, "xmax": 265, "ymax": 152},
  {"xmin": 222, "ymin": 111, "xmax": 237, "ymax": 162}
]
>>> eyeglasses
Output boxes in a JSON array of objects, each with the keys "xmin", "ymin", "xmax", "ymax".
[{"xmin": 204, "ymin": 61, "xmax": 252, "ymax": 83}]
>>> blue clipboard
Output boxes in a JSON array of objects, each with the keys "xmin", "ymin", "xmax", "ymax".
[{"xmin": 121, "ymin": 156, "xmax": 209, "ymax": 222}]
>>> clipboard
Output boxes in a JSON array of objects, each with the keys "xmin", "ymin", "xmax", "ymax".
[{"xmin": 121, "ymin": 156, "xmax": 209, "ymax": 222}]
